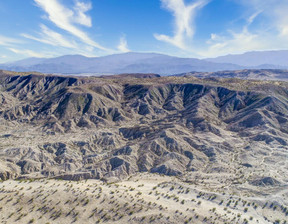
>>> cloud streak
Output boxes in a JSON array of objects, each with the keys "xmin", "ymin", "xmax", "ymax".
[
  {"xmin": 22, "ymin": 24, "xmax": 78, "ymax": 49},
  {"xmin": 153, "ymin": 0, "xmax": 288, "ymax": 57},
  {"xmin": 8, "ymin": 47, "xmax": 50, "ymax": 58},
  {"xmin": 202, "ymin": 10, "xmax": 263, "ymax": 57},
  {"xmin": 199, "ymin": 0, "xmax": 288, "ymax": 57},
  {"xmin": 34, "ymin": 0, "xmax": 109, "ymax": 51},
  {"xmin": 237, "ymin": 0, "xmax": 288, "ymax": 36},
  {"xmin": 155, "ymin": 0, "xmax": 209, "ymax": 49},
  {"xmin": 204, "ymin": 30, "xmax": 262, "ymax": 57},
  {"xmin": 0, "ymin": 35, "xmax": 21, "ymax": 46}
]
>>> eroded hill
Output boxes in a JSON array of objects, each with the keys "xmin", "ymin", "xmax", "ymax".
[{"xmin": 0, "ymin": 70, "xmax": 287, "ymax": 190}]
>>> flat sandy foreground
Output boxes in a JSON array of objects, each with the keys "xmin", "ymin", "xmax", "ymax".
[{"xmin": 0, "ymin": 173, "xmax": 287, "ymax": 224}]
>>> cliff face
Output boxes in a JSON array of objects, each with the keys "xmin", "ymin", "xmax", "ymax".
[{"xmin": 0, "ymin": 70, "xmax": 288, "ymax": 184}]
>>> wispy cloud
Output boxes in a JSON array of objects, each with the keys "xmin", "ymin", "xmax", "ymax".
[
  {"xmin": 8, "ymin": 47, "xmax": 50, "ymax": 58},
  {"xmin": 22, "ymin": 24, "xmax": 77, "ymax": 49},
  {"xmin": 155, "ymin": 0, "xmax": 209, "ymax": 49},
  {"xmin": 204, "ymin": 30, "xmax": 262, "ymax": 57},
  {"xmin": 154, "ymin": 0, "xmax": 288, "ymax": 57},
  {"xmin": 34, "ymin": 0, "xmax": 109, "ymax": 51},
  {"xmin": 203, "ymin": 11, "xmax": 262, "ymax": 57},
  {"xmin": 0, "ymin": 35, "xmax": 21, "ymax": 46},
  {"xmin": 201, "ymin": 0, "xmax": 288, "ymax": 57},
  {"xmin": 246, "ymin": 10, "xmax": 262, "ymax": 29},
  {"xmin": 237, "ymin": 0, "xmax": 288, "ymax": 34},
  {"xmin": 270, "ymin": 2, "xmax": 288, "ymax": 38},
  {"xmin": 73, "ymin": 1, "xmax": 92, "ymax": 27},
  {"xmin": 236, "ymin": 0, "xmax": 288, "ymax": 40},
  {"xmin": 117, "ymin": 35, "xmax": 130, "ymax": 53}
]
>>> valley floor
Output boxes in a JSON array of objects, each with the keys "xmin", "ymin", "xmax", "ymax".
[{"xmin": 0, "ymin": 173, "xmax": 287, "ymax": 224}]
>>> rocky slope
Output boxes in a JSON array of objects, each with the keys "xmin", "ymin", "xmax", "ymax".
[
  {"xmin": 0, "ymin": 70, "xmax": 287, "ymax": 189},
  {"xmin": 178, "ymin": 69, "xmax": 288, "ymax": 81}
]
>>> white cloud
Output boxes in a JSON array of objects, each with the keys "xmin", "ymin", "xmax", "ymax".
[
  {"xmin": 154, "ymin": 0, "xmax": 288, "ymax": 57},
  {"xmin": 204, "ymin": 29, "xmax": 262, "ymax": 57},
  {"xmin": 117, "ymin": 35, "xmax": 130, "ymax": 53},
  {"xmin": 202, "ymin": 10, "xmax": 263, "ymax": 57},
  {"xmin": 247, "ymin": 10, "xmax": 262, "ymax": 26},
  {"xmin": 8, "ymin": 47, "xmax": 50, "ymax": 58},
  {"xmin": 200, "ymin": 1, "xmax": 288, "ymax": 57},
  {"xmin": 0, "ymin": 35, "xmax": 21, "ymax": 46},
  {"xmin": 274, "ymin": 5, "xmax": 288, "ymax": 38},
  {"xmin": 22, "ymin": 24, "xmax": 77, "ymax": 49},
  {"xmin": 235, "ymin": 0, "xmax": 288, "ymax": 39},
  {"xmin": 73, "ymin": 1, "xmax": 92, "ymax": 27},
  {"xmin": 155, "ymin": 0, "xmax": 209, "ymax": 49},
  {"xmin": 34, "ymin": 0, "xmax": 109, "ymax": 51}
]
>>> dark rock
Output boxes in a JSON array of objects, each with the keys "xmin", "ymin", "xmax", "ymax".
[
  {"xmin": 242, "ymin": 163, "xmax": 253, "ymax": 168},
  {"xmin": 250, "ymin": 177, "xmax": 281, "ymax": 187},
  {"xmin": 150, "ymin": 164, "xmax": 182, "ymax": 176},
  {"xmin": 110, "ymin": 157, "xmax": 125, "ymax": 170},
  {"xmin": 184, "ymin": 151, "xmax": 194, "ymax": 160},
  {"xmin": 113, "ymin": 146, "xmax": 133, "ymax": 156},
  {"xmin": 55, "ymin": 172, "xmax": 92, "ymax": 181}
]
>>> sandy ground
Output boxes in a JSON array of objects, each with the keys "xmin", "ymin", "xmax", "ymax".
[{"xmin": 0, "ymin": 173, "xmax": 287, "ymax": 224}]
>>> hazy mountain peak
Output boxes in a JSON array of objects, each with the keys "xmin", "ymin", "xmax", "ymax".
[{"xmin": 4, "ymin": 57, "xmax": 46, "ymax": 66}]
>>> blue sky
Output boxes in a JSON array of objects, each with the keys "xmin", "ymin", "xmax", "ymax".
[{"xmin": 0, "ymin": 0, "xmax": 288, "ymax": 62}]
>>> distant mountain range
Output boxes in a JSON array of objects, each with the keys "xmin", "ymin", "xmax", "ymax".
[
  {"xmin": 0, "ymin": 50, "xmax": 288, "ymax": 75},
  {"xmin": 205, "ymin": 50, "xmax": 288, "ymax": 67}
]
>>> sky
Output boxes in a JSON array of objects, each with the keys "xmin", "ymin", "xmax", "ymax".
[{"xmin": 0, "ymin": 0, "xmax": 288, "ymax": 63}]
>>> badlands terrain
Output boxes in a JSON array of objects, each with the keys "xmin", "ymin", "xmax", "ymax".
[{"xmin": 0, "ymin": 69, "xmax": 288, "ymax": 223}]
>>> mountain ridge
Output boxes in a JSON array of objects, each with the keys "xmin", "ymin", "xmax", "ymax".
[
  {"xmin": 2, "ymin": 50, "xmax": 288, "ymax": 75},
  {"xmin": 0, "ymin": 52, "xmax": 242, "ymax": 75},
  {"xmin": 206, "ymin": 50, "xmax": 288, "ymax": 67}
]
